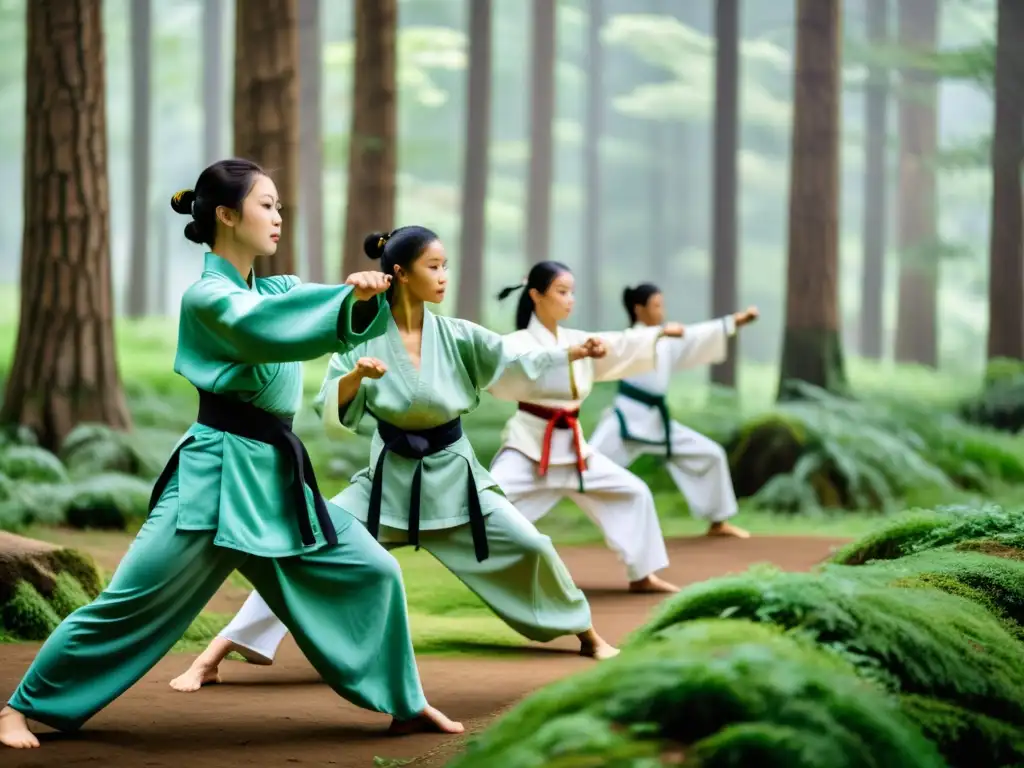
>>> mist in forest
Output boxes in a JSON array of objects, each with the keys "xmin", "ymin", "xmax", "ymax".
[{"xmin": 0, "ymin": 0, "xmax": 998, "ymax": 370}]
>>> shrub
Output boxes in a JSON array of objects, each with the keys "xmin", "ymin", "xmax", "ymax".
[{"xmin": 448, "ymin": 620, "xmax": 944, "ymax": 768}]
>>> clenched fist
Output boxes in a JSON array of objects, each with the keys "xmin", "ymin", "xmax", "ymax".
[
  {"xmin": 353, "ymin": 357, "xmax": 388, "ymax": 380},
  {"xmin": 569, "ymin": 337, "xmax": 607, "ymax": 362},
  {"xmin": 733, "ymin": 306, "xmax": 759, "ymax": 327},
  {"xmin": 344, "ymin": 271, "xmax": 392, "ymax": 302}
]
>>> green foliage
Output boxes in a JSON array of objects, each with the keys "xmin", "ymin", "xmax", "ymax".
[
  {"xmin": 831, "ymin": 504, "xmax": 1024, "ymax": 565},
  {"xmin": 961, "ymin": 363, "xmax": 1024, "ymax": 434},
  {"xmin": 59, "ymin": 423, "xmax": 163, "ymax": 480},
  {"xmin": 0, "ymin": 445, "xmax": 68, "ymax": 484},
  {"xmin": 48, "ymin": 570, "xmax": 92, "ymax": 619},
  {"xmin": 64, "ymin": 472, "xmax": 152, "ymax": 530},
  {"xmin": 449, "ymin": 620, "xmax": 944, "ymax": 768},
  {"xmin": 614, "ymin": 537, "xmax": 1024, "ymax": 768},
  {"xmin": 729, "ymin": 385, "xmax": 1024, "ymax": 513}
]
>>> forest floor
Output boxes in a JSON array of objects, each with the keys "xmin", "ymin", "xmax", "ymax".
[{"xmin": 0, "ymin": 532, "xmax": 847, "ymax": 768}]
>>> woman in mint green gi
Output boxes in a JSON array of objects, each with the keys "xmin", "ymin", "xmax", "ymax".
[
  {"xmin": 0, "ymin": 160, "xmax": 461, "ymax": 751},
  {"xmin": 168, "ymin": 225, "xmax": 619, "ymax": 691}
]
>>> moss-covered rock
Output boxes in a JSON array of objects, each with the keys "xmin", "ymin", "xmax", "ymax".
[
  {"xmin": 831, "ymin": 505, "xmax": 1024, "ymax": 565},
  {"xmin": 630, "ymin": 566, "xmax": 1024, "ymax": 731},
  {"xmin": 448, "ymin": 620, "xmax": 944, "ymax": 768},
  {"xmin": 901, "ymin": 694, "xmax": 1024, "ymax": 768},
  {"xmin": 0, "ymin": 532, "xmax": 102, "ymax": 640}
]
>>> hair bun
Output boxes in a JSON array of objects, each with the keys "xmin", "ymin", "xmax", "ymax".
[
  {"xmin": 363, "ymin": 231, "xmax": 389, "ymax": 260},
  {"xmin": 171, "ymin": 188, "xmax": 196, "ymax": 215},
  {"xmin": 183, "ymin": 220, "xmax": 204, "ymax": 244}
]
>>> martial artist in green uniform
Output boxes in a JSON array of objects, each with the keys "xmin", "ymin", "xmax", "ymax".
[
  {"xmin": 168, "ymin": 226, "xmax": 620, "ymax": 691},
  {"xmin": 0, "ymin": 161, "xmax": 462, "ymax": 750}
]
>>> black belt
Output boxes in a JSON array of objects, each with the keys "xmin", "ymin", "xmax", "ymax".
[
  {"xmin": 615, "ymin": 380, "xmax": 672, "ymax": 457},
  {"xmin": 367, "ymin": 414, "xmax": 489, "ymax": 562},
  {"xmin": 147, "ymin": 388, "xmax": 336, "ymax": 548}
]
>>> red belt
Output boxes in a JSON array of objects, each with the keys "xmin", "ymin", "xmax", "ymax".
[{"xmin": 517, "ymin": 402, "xmax": 587, "ymax": 483}]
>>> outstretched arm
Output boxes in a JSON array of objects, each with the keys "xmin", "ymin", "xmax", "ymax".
[{"xmin": 187, "ymin": 273, "xmax": 392, "ymax": 365}]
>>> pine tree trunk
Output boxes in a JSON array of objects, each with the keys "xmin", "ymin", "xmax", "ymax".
[
  {"xmin": 711, "ymin": 0, "xmax": 740, "ymax": 388},
  {"xmin": 893, "ymin": 0, "xmax": 939, "ymax": 366},
  {"xmin": 777, "ymin": 0, "xmax": 847, "ymax": 401},
  {"xmin": 526, "ymin": 0, "xmax": 556, "ymax": 266},
  {"xmin": 234, "ymin": 0, "xmax": 299, "ymax": 277},
  {"xmin": 1, "ymin": 0, "xmax": 132, "ymax": 451},
  {"xmin": 858, "ymin": 0, "xmax": 889, "ymax": 359},
  {"xmin": 125, "ymin": 0, "xmax": 152, "ymax": 318},
  {"xmin": 456, "ymin": 0, "xmax": 492, "ymax": 323},
  {"xmin": 580, "ymin": 0, "xmax": 605, "ymax": 328},
  {"xmin": 341, "ymin": 0, "xmax": 397, "ymax": 278},
  {"xmin": 202, "ymin": 0, "xmax": 226, "ymax": 166},
  {"xmin": 987, "ymin": 0, "xmax": 1024, "ymax": 362},
  {"xmin": 298, "ymin": 0, "xmax": 325, "ymax": 284}
]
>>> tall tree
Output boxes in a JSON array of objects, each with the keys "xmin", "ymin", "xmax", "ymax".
[
  {"xmin": 298, "ymin": 0, "xmax": 325, "ymax": 283},
  {"xmin": 2, "ymin": 0, "xmax": 132, "ymax": 449},
  {"xmin": 125, "ymin": 0, "xmax": 152, "ymax": 318},
  {"xmin": 777, "ymin": 0, "xmax": 847, "ymax": 400},
  {"xmin": 986, "ymin": 0, "xmax": 1024, "ymax": 362},
  {"xmin": 711, "ymin": 0, "xmax": 740, "ymax": 387},
  {"xmin": 341, "ymin": 0, "xmax": 397, "ymax": 278},
  {"xmin": 580, "ymin": 0, "xmax": 605, "ymax": 328},
  {"xmin": 234, "ymin": 0, "xmax": 299, "ymax": 277},
  {"xmin": 858, "ymin": 0, "xmax": 889, "ymax": 359},
  {"xmin": 525, "ymin": 0, "xmax": 556, "ymax": 266},
  {"xmin": 456, "ymin": 0, "xmax": 492, "ymax": 323},
  {"xmin": 203, "ymin": 0, "xmax": 226, "ymax": 166},
  {"xmin": 893, "ymin": 0, "xmax": 939, "ymax": 366}
]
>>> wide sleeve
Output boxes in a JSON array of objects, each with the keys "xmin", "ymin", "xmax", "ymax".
[
  {"xmin": 456, "ymin": 321, "xmax": 569, "ymax": 402},
  {"xmin": 590, "ymin": 325, "xmax": 662, "ymax": 383},
  {"xmin": 184, "ymin": 279, "xmax": 389, "ymax": 364},
  {"xmin": 663, "ymin": 316, "xmax": 737, "ymax": 372},
  {"xmin": 313, "ymin": 348, "xmax": 367, "ymax": 438}
]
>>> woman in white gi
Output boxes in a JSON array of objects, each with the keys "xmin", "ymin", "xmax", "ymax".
[
  {"xmin": 589, "ymin": 283, "xmax": 758, "ymax": 539},
  {"xmin": 169, "ymin": 228, "xmax": 620, "ymax": 693},
  {"xmin": 488, "ymin": 262, "xmax": 687, "ymax": 594}
]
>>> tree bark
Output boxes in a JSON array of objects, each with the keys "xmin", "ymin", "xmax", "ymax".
[
  {"xmin": 456, "ymin": 0, "xmax": 492, "ymax": 323},
  {"xmin": 580, "ymin": 0, "xmax": 605, "ymax": 328},
  {"xmin": 711, "ymin": 0, "xmax": 740, "ymax": 387},
  {"xmin": 526, "ymin": 0, "xmax": 556, "ymax": 266},
  {"xmin": 202, "ymin": 0, "xmax": 225, "ymax": 166},
  {"xmin": 341, "ymin": 0, "xmax": 397, "ymax": 278},
  {"xmin": 126, "ymin": 0, "xmax": 152, "ymax": 319},
  {"xmin": 1, "ymin": 0, "xmax": 132, "ymax": 450},
  {"xmin": 987, "ymin": 0, "xmax": 1024, "ymax": 361},
  {"xmin": 298, "ymin": 0, "xmax": 324, "ymax": 283},
  {"xmin": 233, "ymin": 0, "xmax": 300, "ymax": 277},
  {"xmin": 777, "ymin": 0, "xmax": 847, "ymax": 400},
  {"xmin": 858, "ymin": 0, "xmax": 889, "ymax": 359},
  {"xmin": 893, "ymin": 0, "xmax": 939, "ymax": 366}
]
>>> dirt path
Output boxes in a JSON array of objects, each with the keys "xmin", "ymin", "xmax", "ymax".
[{"xmin": 1, "ymin": 535, "xmax": 847, "ymax": 767}]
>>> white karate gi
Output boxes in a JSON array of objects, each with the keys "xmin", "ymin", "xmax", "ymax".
[
  {"xmin": 589, "ymin": 317, "xmax": 738, "ymax": 524},
  {"xmin": 489, "ymin": 314, "xmax": 670, "ymax": 582}
]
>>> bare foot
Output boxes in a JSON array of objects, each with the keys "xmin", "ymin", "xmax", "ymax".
[
  {"xmin": 388, "ymin": 705, "xmax": 464, "ymax": 736},
  {"xmin": 0, "ymin": 706, "xmax": 39, "ymax": 749},
  {"xmin": 580, "ymin": 638, "xmax": 620, "ymax": 660},
  {"xmin": 577, "ymin": 627, "xmax": 620, "ymax": 660},
  {"xmin": 169, "ymin": 659, "xmax": 222, "ymax": 692},
  {"xmin": 707, "ymin": 521, "xmax": 750, "ymax": 539},
  {"xmin": 169, "ymin": 637, "xmax": 271, "ymax": 692},
  {"xmin": 629, "ymin": 574, "xmax": 680, "ymax": 594}
]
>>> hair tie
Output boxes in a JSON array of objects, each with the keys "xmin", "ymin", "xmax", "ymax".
[{"xmin": 377, "ymin": 234, "xmax": 389, "ymax": 249}]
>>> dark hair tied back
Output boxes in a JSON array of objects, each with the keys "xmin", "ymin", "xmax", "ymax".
[
  {"xmin": 497, "ymin": 260, "xmax": 572, "ymax": 330},
  {"xmin": 171, "ymin": 158, "xmax": 265, "ymax": 248},
  {"xmin": 622, "ymin": 282, "xmax": 661, "ymax": 325},
  {"xmin": 359, "ymin": 226, "xmax": 439, "ymax": 303}
]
